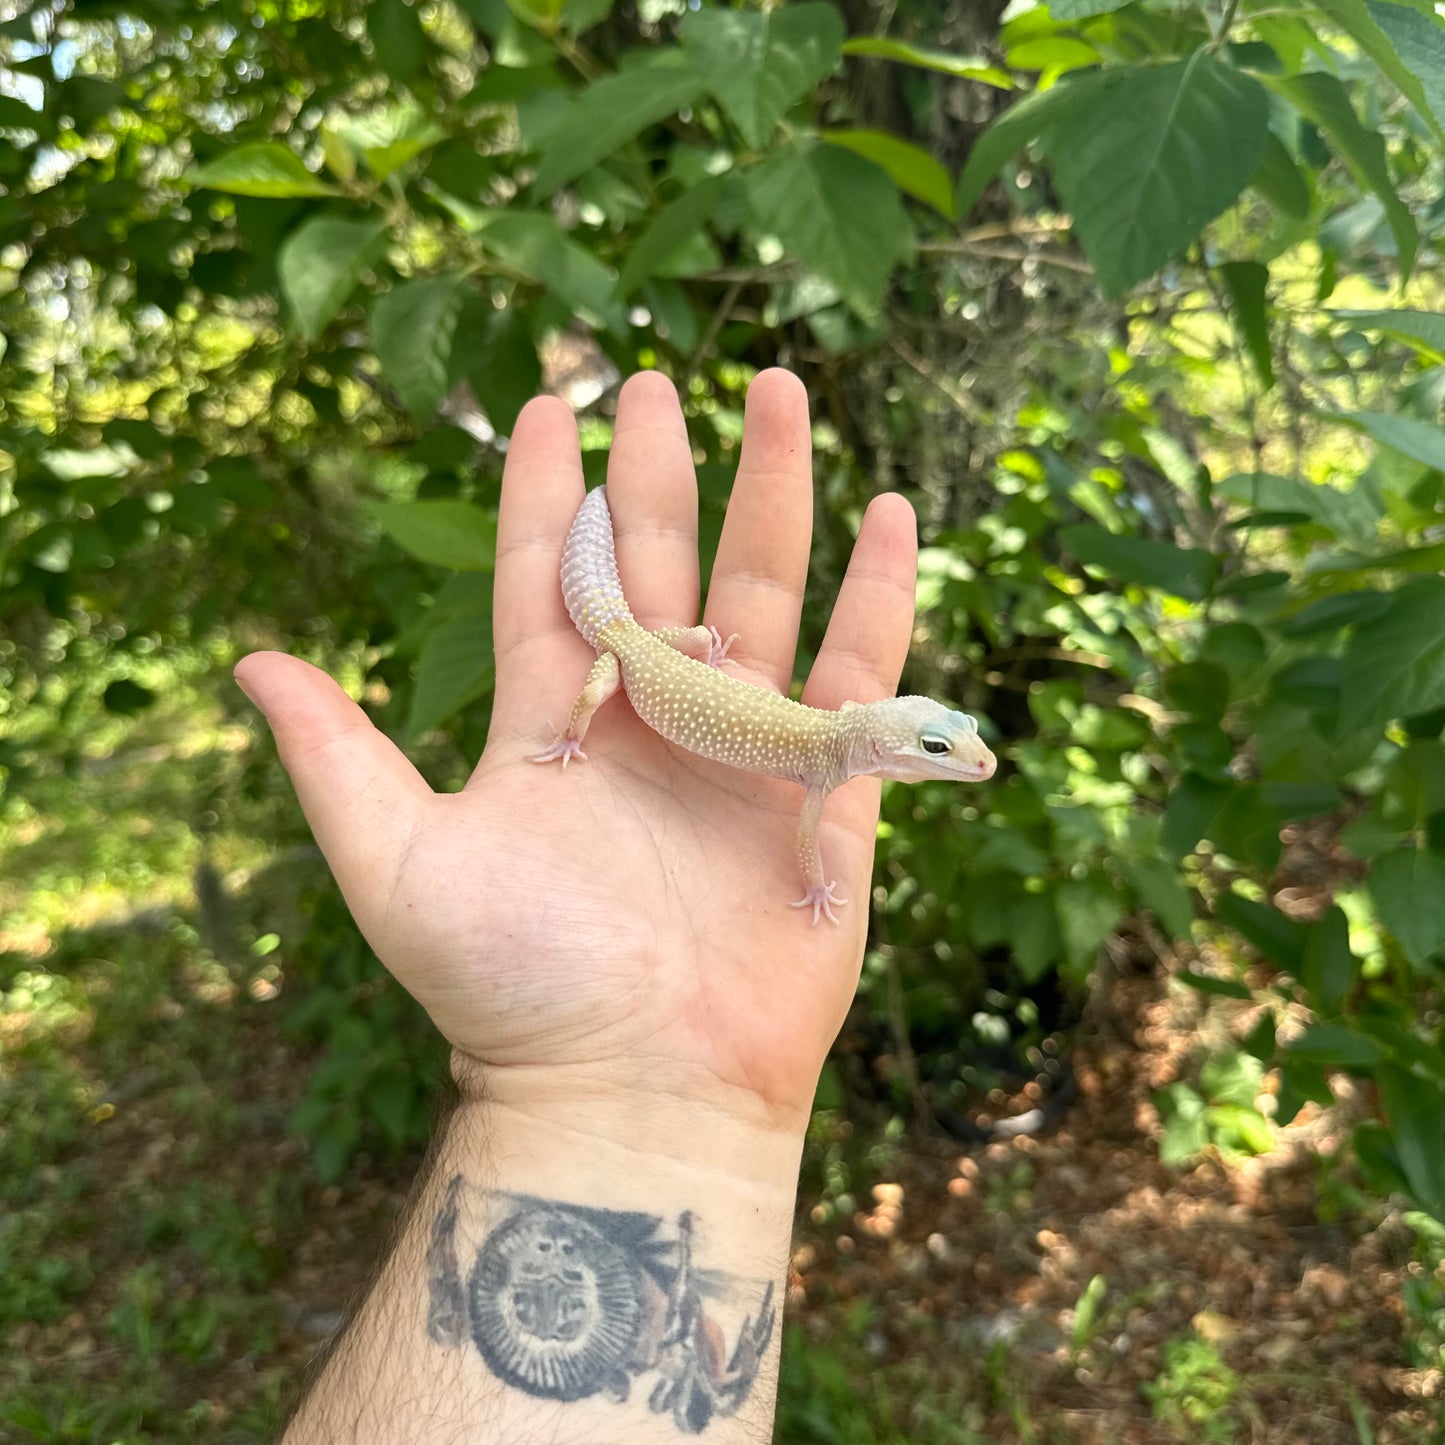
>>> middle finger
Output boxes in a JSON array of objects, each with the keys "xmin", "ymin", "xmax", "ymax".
[{"xmin": 704, "ymin": 368, "xmax": 814, "ymax": 693}]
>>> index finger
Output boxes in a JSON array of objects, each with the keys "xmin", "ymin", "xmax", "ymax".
[{"xmin": 491, "ymin": 395, "xmax": 589, "ymax": 686}]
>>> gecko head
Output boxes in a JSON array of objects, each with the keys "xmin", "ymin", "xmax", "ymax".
[{"xmin": 854, "ymin": 696, "xmax": 998, "ymax": 784}]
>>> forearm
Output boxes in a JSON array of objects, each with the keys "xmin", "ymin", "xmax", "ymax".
[{"xmin": 282, "ymin": 1062, "xmax": 804, "ymax": 1444}]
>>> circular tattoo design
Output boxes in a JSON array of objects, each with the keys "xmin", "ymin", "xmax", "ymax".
[{"xmin": 468, "ymin": 1206, "xmax": 643, "ymax": 1401}]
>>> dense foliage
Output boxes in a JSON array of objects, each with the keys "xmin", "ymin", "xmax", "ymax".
[{"xmin": 3, "ymin": 0, "xmax": 1444, "ymax": 1415}]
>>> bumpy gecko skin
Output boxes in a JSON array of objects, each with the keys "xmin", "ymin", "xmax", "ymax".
[{"xmin": 534, "ymin": 486, "xmax": 997, "ymax": 922}]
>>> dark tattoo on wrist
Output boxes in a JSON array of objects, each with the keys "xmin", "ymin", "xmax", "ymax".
[{"xmin": 425, "ymin": 1176, "xmax": 776, "ymax": 1434}]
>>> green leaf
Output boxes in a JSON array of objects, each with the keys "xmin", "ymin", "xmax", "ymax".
[
  {"xmin": 364, "ymin": 499, "xmax": 498, "ymax": 571},
  {"xmin": 1378, "ymin": 1064, "xmax": 1445, "ymax": 1219},
  {"xmin": 409, "ymin": 613, "xmax": 496, "ymax": 735},
  {"xmin": 1041, "ymin": 54, "xmax": 1269, "ymax": 295},
  {"xmin": 365, "ymin": 1069, "xmax": 419, "ymax": 1148},
  {"xmin": 840, "ymin": 36, "xmax": 1012, "ymax": 87},
  {"xmin": 1007, "ymin": 37, "xmax": 1103, "ymax": 78},
  {"xmin": 1257, "ymin": 781, "xmax": 1343, "ymax": 816},
  {"xmin": 452, "ymin": 301, "xmax": 541, "ymax": 434},
  {"xmin": 188, "ymin": 143, "xmax": 335, "ymax": 198},
  {"xmin": 1163, "ymin": 773, "xmax": 1232, "ymax": 857},
  {"xmin": 368, "ymin": 0, "xmax": 428, "ymax": 82},
  {"xmin": 532, "ymin": 58, "xmax": 707, "ymax": 196},
  {"xmin": 1054, "ymin": 876, "xmax": 1123, "ymax": 982},
  {"xmin": 1048, "ymin": 0, "xmax": 1133, "ymax": 15},
  {"xmin": 1286, "ymin": 1024, "xmax": 1384, "ymax": 1067},
  {"xmin": 1357, "ymin": 1016, "xmax": 1445, "ymax": 1085},
  {"xmin": 444, "ymin": 207, "xmax": 626, "ymax": 331},
  {"xmin": 1011, "ymin": 892, "xmax": 1062, "ymax": 982},
  {"xmin": 1204, "ymin": 1101, "xmax": 1274, "ymax": 1156},
  {"xmin": 1215, "ymin": 892, "xmax": 1308, "ymax": 970},
  {"xmin": 1250, "ymin": 130, "xmax": 1311, "ymax": 218},
  {"xmin": 1060, "ymin": 523, "xmax": 1217, "ymax": 600},
  {"xmin": 745, "ymin": 139, "xmax": 913, "ymax": 320},
  {"xmin": 1163, "ymin": 661, "xmax": 1230, "ymax": 720},
  {"xmin": 955, "ymin": 68, "xmax": 1121, "ymax": 219},
  {"xmin": 1266, "ymin": 71, "xmax": 1417, "ymax": 279},
  {"xmin": 1340, "ymin": 578, "xmax": 1445, "ymax": 733},
  {"xmin": 1333, "ymin": 308, "xmax": 1445, "ymax": 356},
  {"xmin": 1281, "ymin": 590, "xmax": 1392, "ymax": 637},
  {"xmin": 1217, "ymin": 469, "xmax": 1379, "ymax": 540},
  {"xmin": 681, "ymin": 2, "xmax": 845, "ymax": 149},
  {"xmin": 1369, "ymin": 3, "xmax": 1445, "ymax": 134},
  {"xmin": 371, "ymin": 274, "xmax": 469, "ymax": 417},
  {"xmin": 1177, "ymin": 970, "xmax": 1253, "ymax": 1000},
  {"xmin": 336, "ymin": 101, "xmax": 447, "ymax": 181},
  {"xmin": 1155, "ymin": 1082, "xmax": 1209, "ymax": 1165},
  {"xmin": 820, "ymin": 129, "xmax": 954, "ymax": 217},
  {"xmin": 1202, "ymin": 1049, "xmax": 1265, "ymax": 1108},
  {"xmin": 278, "ymin": 217, "xmax": 388, "ymax": 340},
  {"xmin": 1312, "ymin": 0, "xmax": 1445, "ymax": 140},
  {"xmin": 506, "ymin": 0, "xmax": 564, "ymax": 31},
  {"xmin": 617, "ymin": 175, "xmax": 725, "ymax": 296},
  {"xmin": 1301, "ymin": 906, "xmax": 1356, "ymax": 1011},
  {"xmin": 1220, "ymin": 260, "xmax": 1274, "ymax": 390},
  {"xmin": 1335, "ymin": 410, "xmax": 1445, "ymax": 470},
  {"xmin": 1243, "ymin": 1012, "xmax": 1277, "ymax": 1061},
  {"xmin": 465, "ymin": 63, "xmax": 566, "ymax": 106},
  {"xmin": 310, "ymin": 1115, "xmax": 360, "ymax": 1183},
  {"xmin": 1370, "ymin": 844, "xmax": 1445, "ymax": 965}
]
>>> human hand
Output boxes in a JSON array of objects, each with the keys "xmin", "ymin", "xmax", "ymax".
[{"xmin": 236, "ymin": 369, "xmax": 918, "ymax": 1154}]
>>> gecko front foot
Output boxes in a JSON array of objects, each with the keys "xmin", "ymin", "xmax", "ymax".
[
  {"xmin": 707, "ymin": 626, "xmax": 741, "ymax": 669},
  {"xmin": 790, "ymin": 880, "xmax": 847, "ymax": 925},
  {"xmin": 530, "ymin": 733, "xmax": 587, "ymax": 768}
]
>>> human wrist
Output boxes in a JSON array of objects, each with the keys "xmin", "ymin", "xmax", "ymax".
[{"xmin": 450, "ymin": 1050, "xmax": 811, "ymax": 1189}]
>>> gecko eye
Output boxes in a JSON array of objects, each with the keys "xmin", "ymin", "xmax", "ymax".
[{"xmin": 920, "ymin": 736, "xmax": 950, "ymax": 755}]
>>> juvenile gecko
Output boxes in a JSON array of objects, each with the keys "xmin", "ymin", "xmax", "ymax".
[{"xmin": 533, "ymin": 486, "xmax": 997, "ymax": 923}]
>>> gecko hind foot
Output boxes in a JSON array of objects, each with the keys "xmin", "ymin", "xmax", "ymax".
[
  {"xmin": 790, "ymin": 881, "xmax": 847, "ymax": 925},
  {"xmin": 707, "ymin": 627, "xmax": 741, "ymax": 669},
  {"xmin": 530, "ymin": 734, "xmax": 587, "ymax": 768}
]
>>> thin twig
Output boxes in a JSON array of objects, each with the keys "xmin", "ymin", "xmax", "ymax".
[
  {"xmin": 889, "ymin": 335, "xmax": 981, "ymax": 417},
  {"xmin": 686, "ymin": 278, "xmax": 744, "ymax": 380}
]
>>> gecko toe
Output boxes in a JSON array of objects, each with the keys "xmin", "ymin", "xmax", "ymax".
[
  {"xmin": 791, "ymin": 882, "xmax": 847, "ymax": 925},
  {"xmin": 531, "ymin": 737, "xmax": 587, "ymax": 767},
  {"xmin": 707, "ymin": 626, "xmax": 741, "ymax": 669}
]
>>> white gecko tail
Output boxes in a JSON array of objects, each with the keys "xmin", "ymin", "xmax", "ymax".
[{"xmin": 560, "ymin": 485, "xmax": 633, "ymax": 647}]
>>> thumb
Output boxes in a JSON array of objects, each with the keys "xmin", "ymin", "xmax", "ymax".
[{"xmin": 235, "ymin": 652, "xmax": 432, "ymax": 915}]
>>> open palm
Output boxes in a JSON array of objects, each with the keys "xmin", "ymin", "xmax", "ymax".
[{"xmin": 237, "ymin": 369, "xmax": 919, "ymax": 1132}]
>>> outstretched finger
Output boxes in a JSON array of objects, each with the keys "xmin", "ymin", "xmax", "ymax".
[
  {"xmin": 607, "ymin": 371, "xmax": 700, "ymax": 631},
  {"xmin": 704, "ymin": 369, "xmax": 813, "ymax": 692},
  {"xmin": 492, "ymin": 396, "xmax": 587, "ymax": 683},
  {"xmin": 234, "ymin": 652, "xmax": 432, "ymax": 943},
  {"xmin": 801, "ymin": 493, "xmax": 917, "ymax": 711}
]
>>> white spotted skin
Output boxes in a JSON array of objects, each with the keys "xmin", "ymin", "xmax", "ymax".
[
  {"xmin": 600, "ymin": 619, "xmax": 858, "ymax": 788},
  {"xmin": 561, "ymin": 486, "xmax": 633, "ymax": 647}
]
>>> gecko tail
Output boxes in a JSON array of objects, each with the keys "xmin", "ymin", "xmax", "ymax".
[{"xmin": 561, "ymin": 485, "xmax": 634, "ymax": 648}]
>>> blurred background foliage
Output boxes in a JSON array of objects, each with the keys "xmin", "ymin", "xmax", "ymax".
[{"xmin": 2, "ymin": 0, "xmax": 1444, "ymax": 1436}]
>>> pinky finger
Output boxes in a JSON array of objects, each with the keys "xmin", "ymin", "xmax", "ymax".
[{"xmin": 800, "ymin": 494, "xmax": 918, "ymax": 710}]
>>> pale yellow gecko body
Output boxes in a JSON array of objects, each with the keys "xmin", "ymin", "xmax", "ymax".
[{"xmin": 534, "ymin": 486, "xmax": 996, "ymax": 922}]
